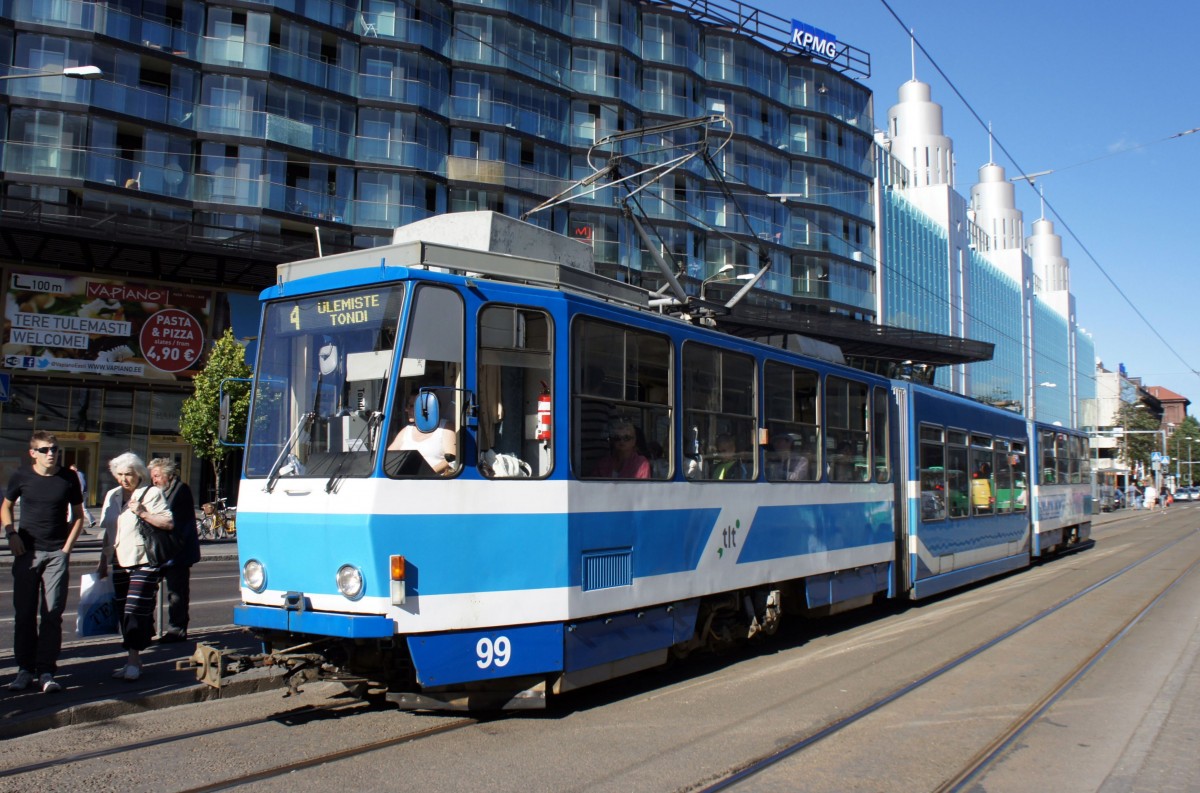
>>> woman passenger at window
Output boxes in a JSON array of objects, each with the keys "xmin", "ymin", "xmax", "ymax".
[{"xmin": 591, "ymin": 420, "xmax": 651, "ymax": 479}]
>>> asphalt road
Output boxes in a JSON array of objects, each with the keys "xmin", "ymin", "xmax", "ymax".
[{"xmin": 0, "ymin": 556, "xmax": 243, "ymax": 654}]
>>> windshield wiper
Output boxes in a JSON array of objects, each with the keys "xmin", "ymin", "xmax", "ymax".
[
  {"xmin": 264, "ymin": 412, "xmax": 314, "ymax": 493},
  {"xmin": 324, "ymin": 410, "xmax": 385, "ymax": 493}
]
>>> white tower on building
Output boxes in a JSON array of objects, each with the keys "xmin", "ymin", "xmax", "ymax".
[
  {"xmin": 970, "ymin": 160, "xmax": 1023, "ymax": 251},
  {"xmin": 1027, "ymin": 216, "xmax": 1070, "ymax": 293},
  {"xmin": 886, "ymin": 80, "xmax": 954, "ymax": 188}
]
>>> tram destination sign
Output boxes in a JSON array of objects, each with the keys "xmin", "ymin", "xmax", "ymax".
[{"xmin": 280, "ymin": 289, "xmax": 390, "ymax": 334}]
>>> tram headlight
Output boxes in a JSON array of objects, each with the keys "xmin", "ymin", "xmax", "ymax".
[
  {"xmin": 243, "ymin": 559, "xmax": 266, "ymax": 592},
  {"xmin": 336, "ymin": 564, "xmax": 365, "ymax": 600}
]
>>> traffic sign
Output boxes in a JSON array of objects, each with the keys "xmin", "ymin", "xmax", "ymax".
[
  {"xmin": 0, "ymin": 372, "xmax": 9, "ymax": 403},
  {"xmin": 1151, "ymin": 451, "xmax": 1162, "ymax": 462}
]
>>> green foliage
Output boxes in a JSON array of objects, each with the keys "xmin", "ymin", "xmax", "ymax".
[
  {"xmin": 180, "ymin": 328, "xmax": 252, "ymax": 495},
  {"xmin": 1115, "ymin": 402, "xmax": 1163, "ymax": 477},
  {"xmin": 1170, "ymin": 416, "xmax": 1200, "ymax": 485}
]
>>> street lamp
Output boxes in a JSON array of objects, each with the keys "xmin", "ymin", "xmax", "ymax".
[{"xmin": 0, "ymin": 65, "xmax": 103, "ymax": 81}]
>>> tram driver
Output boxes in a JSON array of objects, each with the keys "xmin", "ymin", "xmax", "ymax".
[{"xmin": 388, "ymin": 390, "xmax": 457, "ymax": 475}]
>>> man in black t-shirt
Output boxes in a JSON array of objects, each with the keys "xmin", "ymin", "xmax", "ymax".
[{"xmin": 2, "ymin": 431, "xmax": 85, "ymax": 694}]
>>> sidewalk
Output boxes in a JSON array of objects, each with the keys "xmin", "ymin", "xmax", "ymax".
[{"xmin": 0, "ymin": 532, "xmax": 278, "ymax": 741}]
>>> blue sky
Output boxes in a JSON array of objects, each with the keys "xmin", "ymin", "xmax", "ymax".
[{"xmin": 757, "ymin": 0, "xmax": 1200, "ymax": 404}]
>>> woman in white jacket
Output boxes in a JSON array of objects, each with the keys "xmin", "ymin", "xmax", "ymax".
[{"xmin": 94, "ymin": 452, "xmax": 174, "ymax": 681}]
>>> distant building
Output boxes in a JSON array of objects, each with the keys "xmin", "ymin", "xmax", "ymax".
[{"xmin": 875, "ymin": 77, "xmax": 1094, "ymax": 427}]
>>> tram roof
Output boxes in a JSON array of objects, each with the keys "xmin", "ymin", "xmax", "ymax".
[{"xmin": 279, "ymin": 212, "xmax": 993, "ymax": 375}]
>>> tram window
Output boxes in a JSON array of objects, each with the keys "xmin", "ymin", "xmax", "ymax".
[
  {"xmin": 572, "ymin": 318, "xmax": 672, "ymax": 480},
  {"xmin": 872, "ymin": 386, "xmax": 889, "ymax": 482},
  {"xmin": 1009, "ymin": 449, "xmax": 1028, "ymax": 511},
  {"xmin": 246, "ymin": 283, "xmax": 405, "ymax": 479},
  {"xmin": 1039, "ymin": 430, "xmax": 1056, "ymax": 484},
  {"xmin": 918, "ymin": 424, "xmax": 946, "ymax": 521},
  {"xmin": 970, "ymin": 436, "xmax": 994, "ymax": 516},
  {"xmin": 763, "ymin": 361, "xmax": 819, "ymax": 482},
  {"xmin": 1056, "ymin": 433, "xmax": 1070, "ymax": 484},
  {"xmin": 476, "ymin": 305, "xmax": 553, "ymax": 479},
  {"xmin": 825, "ymin": 376, "xmax": 869, "ymax": 482},
  {"xmin": 993, "ymin": 443, "xmax": 1012, "ymax": 514},
  {"xmin": 384, "ymin": 285, "xmax": 463, "ymax": 479},
  {"xmin": 1069, "ymin": 435, "xmax": 1083, "ymax": 483},
  {"xmin": 683, "ymin": 343, "xmax": 756, "ymax": 482},
  {"xmin": 946, "ymin": 443, "xmax": 968, "ymax": 518}
]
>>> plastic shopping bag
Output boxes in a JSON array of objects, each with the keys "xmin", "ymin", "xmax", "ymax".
[{"xmin": 76, "ymin": 572, "xmax": 118, "ymax": 637}]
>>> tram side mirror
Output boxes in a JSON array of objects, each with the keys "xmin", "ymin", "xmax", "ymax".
[{"xmin": 414, "ymin": 390, "xmax": 440, "ymax": 433}]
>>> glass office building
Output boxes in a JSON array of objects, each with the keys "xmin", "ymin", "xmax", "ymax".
[
  {"xmin": 0, "ymin": 0, "xmax": 1093, "ymax": 498},
  {"xmin": 0, "ymin": 0, "xmax": 879, "ymax": 495}
]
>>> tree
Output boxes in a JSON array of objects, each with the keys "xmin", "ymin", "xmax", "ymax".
[
  {"xmin": 1170, "ymin": 416, "xmax": 1200, "ymax": 486},
  {"xmin": 1115, "ymin": 402, "xmax": 1165, "ymax": 482},
  {"xmin": 180, "ymin": 328, "xmax": 252, "ymax": 500}
]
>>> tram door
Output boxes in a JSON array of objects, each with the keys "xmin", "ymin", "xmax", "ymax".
[
  {"xmin": 148, "ymin": 444, "xmax": 192, "ymax": 486},
  {"xmin": 59, "ymin": 442, "xmax": 99, "ymax": 507}
]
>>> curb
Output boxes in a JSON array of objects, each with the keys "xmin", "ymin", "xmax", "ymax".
[{"xmin": 0, "ymin": 667, "xmax": 288, "ymax": 741}]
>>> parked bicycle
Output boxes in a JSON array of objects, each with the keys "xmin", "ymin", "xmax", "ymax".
[{"xmin": 196, "ymin": 496, "xmax": 236, "ymax": 540}]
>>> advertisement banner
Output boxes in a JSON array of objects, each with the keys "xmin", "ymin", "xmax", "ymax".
[{"xmin": 3, "ymin": 271, "xmax": 212, "ymax": 380}]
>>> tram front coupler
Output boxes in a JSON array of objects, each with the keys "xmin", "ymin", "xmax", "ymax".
[
  {"xmin": 177, "ymin": 641, "xmax": 371, "ymax": 697},
  {"xmin": 176, "ymin": 641, "xmax": 255, "ymax": 689}
]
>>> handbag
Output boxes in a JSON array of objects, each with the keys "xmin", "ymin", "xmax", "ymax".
[
  {"xmin": 133, "ymin": 487, "xmax": 184, "ymax": 567},
  {"xmin": 77, "ymin": 572, "xmax": 118, "ymax": 637}
]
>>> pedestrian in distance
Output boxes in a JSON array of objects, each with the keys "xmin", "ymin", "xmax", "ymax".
[
  {"xmin": 149, "ymin": 458, "xmax": 200, "ymax": 643},
  {"xmin": 95, "ymin": 453, "xmax": 175, "ymax": 681},
  {"xmin": 2, "ymin": 431, "xmax": 85, "ymax": 694},
  {"xmin": 69, "ymin": 463, "xmax": 96, "ymax": 529}
]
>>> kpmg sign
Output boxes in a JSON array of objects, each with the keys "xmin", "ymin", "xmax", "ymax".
[{"xmin": 790, "ymin": 19, "xmax": 838, "ymax": 59}]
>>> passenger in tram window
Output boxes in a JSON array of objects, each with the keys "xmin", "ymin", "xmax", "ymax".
[
  {"xmin": 971, "ymin": 460, "xmax": 994, "ymax": 513},
  {"xmin": 578, "ymin": 365, "xmax": 618, "ymax": 475},
  {"xmin": 710, "ymin": 434, "xmax": 750, "ymax": 481},
  {"xmin": 766, "ymin": 433, "xmax": 809, "ymax": 482},
  {"xmin": 591, "ymin": 420, "xmax": 651, "ymax": 479},
  {"xmin": 388, "ymin": 390, "xmax": 457, "ymax": 475}
]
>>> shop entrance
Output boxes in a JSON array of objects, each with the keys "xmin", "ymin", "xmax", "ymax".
[
  {"xmin": 148, "ymin": 443, "xmax": 193, "ymax": 487},
  {"xmin": 59, "ymin": 441, "xmax": 100, "ymax": 508}
]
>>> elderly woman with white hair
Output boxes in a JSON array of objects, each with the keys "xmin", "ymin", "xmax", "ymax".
[{"xmin": 94, "ymin": 452, "xmax": 174, "ymax": 681}]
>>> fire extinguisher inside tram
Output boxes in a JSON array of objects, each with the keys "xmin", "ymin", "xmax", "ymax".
[{"xmin": 537, "ymin": 381, "xmax": 551, "ymax": 442}]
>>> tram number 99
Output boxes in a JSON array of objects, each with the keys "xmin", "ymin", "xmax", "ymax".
[{"xmin": 476, "ymin": 636, "xmax": 511, "ymax": 669}]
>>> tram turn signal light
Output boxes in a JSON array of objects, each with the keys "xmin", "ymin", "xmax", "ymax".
[{"xmin": 390, "ymin": 555, "xmax": 406, "ymax": 606}]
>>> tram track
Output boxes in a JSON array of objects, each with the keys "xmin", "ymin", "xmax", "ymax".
[
  {"xmin": 0, "ymin": 691, "xmax": 480, "ymax": 791},
  {"xmin": 175, "ymin": 717, "xmax": 481, "ymax": 793},
  {"xmin": 694, "ymin": 528, "xmax": 1200, "ymax": 792}
]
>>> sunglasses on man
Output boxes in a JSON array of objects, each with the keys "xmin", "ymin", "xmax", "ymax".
[{"xmin": 33, "ymin": 446, "xmax": 59, "ymax": 454}]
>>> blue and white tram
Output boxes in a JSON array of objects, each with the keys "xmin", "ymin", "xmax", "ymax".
[
  {"xmin": 1029, "ymin": 424, "xmax": 1093, "ymax": 555},
  {"xmin": 230, "ymin": 212, "xmax": 1089, "ymax": 709},
  {"xmin": 897, "ymin": 383, "xmax": 1034, "ymax": 599}
]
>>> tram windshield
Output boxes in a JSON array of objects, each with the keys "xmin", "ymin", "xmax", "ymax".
[{"xmin": 245, "ymin": 285, "xmax": 405, "ymax": 479}]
